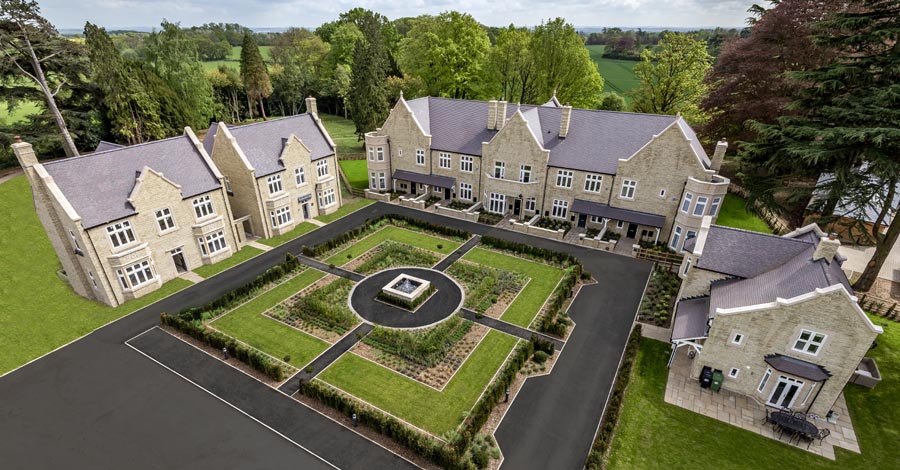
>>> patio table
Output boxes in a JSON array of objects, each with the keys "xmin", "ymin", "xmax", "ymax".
[{"xmin": 771, "ymin": 411, "xmax": 818, "ymax": 441}]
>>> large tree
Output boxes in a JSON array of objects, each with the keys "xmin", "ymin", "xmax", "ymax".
[
  {"xmin": 482, "ymin": 25, "xmax": 535, "ymax": 103},
  {"xmin": 530, "ymin": 18, "xmax": 604, "ymax": 108},
  {"xmin": 0, "ymin": 0, "xmax": 80, "ymax": 156},
  {"xmin": 270, "ymin": 28, "xmax": 330, "ymax": 115},
  {"xmin": 240, "ymin": 33, "xmax": 272, "ymax": 120},
  {"xmin": 632, "ymin": 32, "xmax": 712, "ymax": 124},
  {"xmin": 740, "ymin": 0, "xmax": 900, "ymax": 292},
  {"xmin": 347, "ymin": 11, "xmax": 390, "ymax": 137}
]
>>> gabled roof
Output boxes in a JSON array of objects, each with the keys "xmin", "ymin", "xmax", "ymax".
[
  {"xmin": 94, "ymin": 140, "xmax": 124, "ymax": 153},
  {"xmin": 694, "ymin": 225, "xmax": 815, "ymax": 278},
  {"xmin": 403, "ymin": 97, "xmax": 704, "ymax": 175},
  {"xmin": 672, "ymin": 297, "xmax": 710, "ymax": 340},
  {"xmin": 203, "ymin": 114, "xmax": 335, "ymax": 178},
  {"xmin": 43, "ymin": 134, "xmax": 220, "ymax": 229}
]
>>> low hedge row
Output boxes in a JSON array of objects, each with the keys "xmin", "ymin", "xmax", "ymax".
[
  {"xmin": 480, "ymin": 236, "xmax": 578, "ymax": 268},
  {"xmin": 363, "ymin": 316, "xmax": 472, "ymax": 367},
  {"xmin": 536, "ymin": 264, "xmax": 582, "ymax": 337},
  {"xmin": 160, "ymin": 313, "xmax": 288, "ymax": 381},
  {"xmin": 301, "ymin": 215, "xmax": 470, "ymax": 257},
  {"xmin": 584, "ymin": 325, "xmax": 642, "ymax": 469}
]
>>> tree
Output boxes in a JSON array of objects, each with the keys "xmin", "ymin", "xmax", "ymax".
[
  {"xmin": 482, "ymin": 25, "xmax": 535, "ymax": 103},
  {"xmin": 240, "ymin": 33, "xmax": 272, "ymax": 120},
  {"xmin": 530, "ymin": 18, "xmax": 604, "ymax": 108},
  {"xmin": 632, "ymin": 32, "xmax": 712, "ymax": 124},
  {"xmin": 270, "ymin": 28, "xmax": 330, "ymax": 115},
  {"xmin": 740, "ymin": 0, "xmax": 900, "ymax": 292},
  {"xmin": 0, "ymin": 0, "xmax": 80, "ymax": 156},
  {"xmin": 347, "ymin": 11, "xmax": 390, "ymax": 137},
  {"xmin": 398, "ymin": 12, "xmax": 491, "ymax": 99},
  {"xmin": 598, "ymin": 92, "xmax": 626, "ymax": 112},
  {"xmin": 208, "ymin": 64, "xmax": 244, "ymax": 123}
]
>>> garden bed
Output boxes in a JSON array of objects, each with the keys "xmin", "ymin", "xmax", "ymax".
[
  {"xmin": 447, "ymin": 260, "xmax": 527, "ymax": 316},
  {"xmin": 280, "ymin": 278, "xmax": 359, "ymax": 334},
  {"xmin": 346, "ymin": 240, "xmax": 441, "ymax": 274},
  {"xmin": 478, "ymin": 212, "xmax": 503, "ymax": 225},
  {"xmin": 637, "ymin": 266, "xmax": 680, "ymax": 327},
  {"xmin": 263, "ymin": 274, "xmax": 345, "ymax": 343},
  {"xmin": 446, "ymin": 200, "xmax": 472, "ymax": 211},
  {"xmin": 533, "ymin": 217, "xmax": 571, "ymax": 233}
]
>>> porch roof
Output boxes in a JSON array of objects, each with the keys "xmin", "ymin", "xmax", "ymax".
[
  {"xmin": 392, "ymin": 169, "xmax": 455, "ymax": 189},
  {"xmin": 764, "ymin": 353, "xmax": 832, "ymax": 382},
  {"xmin": 671, "ymin": 297, "xmax": 710, "ymax": 341},
  {"xmin": 571, "ymin": 198, "xmax": 666, "ymax": 228}
]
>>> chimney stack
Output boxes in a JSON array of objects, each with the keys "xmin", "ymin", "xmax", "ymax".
[
  {"xmin": 559, "ymin": 104, "xmax": 572, "ymax": 138},
  {"xmin": 11, "ymin": 138, "xmax": 37, "ymax": 169},
  {"xmin": 305, "ymin": 96, "xmax": 318, "ymax": 117},
  {"xmin": 497, "ymin": 100, "xmax": 508, "ymax": 129},
  {"xmin": 710, "ymin": 138, "xmax": 728, "ymax": 172},
  {"xmin": 487, "ymin": 99, "xmax": 498, "ymax": 130},
  {"xmin": 813, "ymin": 232, "xmax": 841, "ymax": 263}
]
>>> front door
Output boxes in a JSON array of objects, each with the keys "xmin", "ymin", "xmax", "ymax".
[
  {"xmin": 768, "ymin": 376, "xmax": 804, "ymax": 409},
  {"xmin": 445, "ymin": 187, "xmax": 451, "ymax": 200},
  {"xmin": 513, "ymin": 198, "xmax": 521, "ymax": 216},
  {"xmin": 627, "ymin": 223, "xmax": 638, "ymax": 238},
  {"xmin": 171, "ymin": 248, "xmax": 187, "ymax": 273},
  {"xmin": 577, "ymin": 214, "xmax": 587, "ymax": 228},
  {"xmin": 411, "ymin": 183, "xmax": 417, "ymax": 195},
  {"xmin": 301, "ymin": 203, "xmax": 310, "ymax": 219}
]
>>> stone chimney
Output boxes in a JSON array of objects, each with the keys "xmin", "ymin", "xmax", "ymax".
[
  {"xmin": 813, "ymin": 233, "xmax": 841, "ymax": 263},
  {"xmin": 710, "ymin": 138, "xmax": 728, "ymax": 172},
  {"xmin": 497, "ymin": 100, "xmax": 508, "ymax": 129},
  {"xmin": 487, "ymin": 100, "xmax": 498, "ymax": 130},
  {"xmin": 11, "ymin": 136, "xmax": 38, "ymax": 169},
  {"xmin": 305, "ymin": 96, "xmax": 318, "ymax": 117},
  {"xmin": 559, "ymin": 104, "xmax": 573, "ymax": 138}
]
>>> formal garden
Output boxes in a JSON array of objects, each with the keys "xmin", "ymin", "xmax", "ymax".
[{"xmin": 157, "ymin": 214, "xmax": 589, "ymax": 469}]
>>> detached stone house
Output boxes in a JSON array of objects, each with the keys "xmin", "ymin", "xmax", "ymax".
[
  {"xmin": 365, "ymin": 96, "xmax": 730, "ymax": 249},
  {"xmin": 13, "ymin": 129, "xmax": 243, "ymax": 307},
  {"xmin": 671, "ymin": 217, "xmax": 882, "ymax": 416},
  {"xmin": 203, "ymin": 97, "xmax": 342, "ymax": 238}
]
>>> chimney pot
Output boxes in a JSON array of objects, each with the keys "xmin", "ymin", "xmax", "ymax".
[
  {"xmin": 487, "ymin": 100, "xmax": 498, "ymax": 130},
  {"xmin": 305, "ymin": 96, "xmax": 318, "ymax": 116},
  {"xmin": 559, "ymin": 105, "xmax": 573, "ymax": 138},
  {"xmin": 497, "ymin": 100, "xmax": 508, "ymax": 129},
  {"xmin": 813, "ymin": 235, "xmax": 841, "ymax": 263}
]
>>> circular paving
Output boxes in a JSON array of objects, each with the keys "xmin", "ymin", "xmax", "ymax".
[{"xmin": 348, "ymin": 267, "xmax": 464, "ymax": 329}]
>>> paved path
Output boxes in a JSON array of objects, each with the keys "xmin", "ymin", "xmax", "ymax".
[
  {"xmin": 129, "ymin": 327, "xmax": 414, "ymax": 470},
  {"xmin": 459, "ymin": 308, "xmax": 565, "ymax": 350},
  {"xmin": 433, "ymin": 235, "xmax": 481, "ymax": 271},
  {"xmin": 279, "ymin": 323, "xmax": 374, "ymax": 394},
  {"xmin": 295, "ymin": 254, "xmax": 365, "ymax": 282},
  {"xmin": 247, "ymin": 240, "xmax": 274, "ymax": 252}
]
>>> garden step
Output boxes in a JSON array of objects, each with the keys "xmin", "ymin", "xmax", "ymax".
[
  {"xmin": 433, "ymin": 235, "xmax": 482, "ymax": 271},
  {"xmin": 293, "ymin": 254, "xmax": 365, "ymax": 282},
  {"xmin": 279, "ymin": 322, "xmax": 374, "ymax": 394},
  {"xmin": 459, "ymin": 308, "xmax": 564, "ymax": 350}
]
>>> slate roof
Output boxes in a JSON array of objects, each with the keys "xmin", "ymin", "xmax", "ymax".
[
  {"xmin": 94, "ymin": 141, "xmax": 124, "ymax": 153},
  {"xmin": 764, "ymin": 354, "xmax": 832, "ymax": 382},
  {"xmin": 392, "ymin": 169, "xmax": 455, "ymax": 189},
  {"xmin": 43, "ymin": 135, "xmax": 221, "ymax": 229},
  {"xmin": 672, "ymin": 297, "xmax": 710, "ymax": 340},
  {"xmin": 202, "ymin": 114, "xmax": 335, "ymax": 178},
  {"xmin": 571, "ymin": 199, "xmax": 666, "ymax": 228},
  {"xmin": 404, "ymin": 97, "xmax": 709, "ymax": 175},
  {"xmin": 694, "ymin": 225, "xmax": 814, "ymax": 278}
]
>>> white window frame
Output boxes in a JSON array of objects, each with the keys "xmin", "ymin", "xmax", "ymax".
[
  {"xmin": 316, "ymin": 160, "xmax": 329, "ymax": 178},
  {"xmin": 368, "ymin": 146, "xmax": 375, "ymax": 161},
  {"xmin": 793, "ymin": 329, "xmax": 827, "ymax": 356},
  {"xmin": 693, "ymin": 196, "xmax": 708, "ymax": 216},
  {"xmin": 192, "ymin": 195, "xmax": 215, "ymax": 219},
  {"xmin": 584, "ymin": 174, "xmax": 603, "ymax": 193},
  {"xmin": 619, "ymin": 179, "xmax": 636, "ymax": 199},
  {"xmin": 270, "ymin": 206, "xmax": 292, "ymax": 228},
  {"xmin": 295, "ymin": 166, "xmax": 307, "ymax": 186},
  {"xmin": 758, "ymin": 368, "xmax": 772, "ymax": 393},
  {"xmin": 318, "ymin": 187, "xmax": 336, "ymax": 208},
  {"xmin": 683, "ymin": 257, "xmax": 692, "ymax": 276},
  {"xmin": 223, "ymin": 175, "xmax": 233, "ymax": 193},
  {"xmin": 767, "ymin": 376, "xmax": 805, "ymax": 409},
  {"xmin": 267, "ymin": 174, "xmax": 283, "ymax": 195},
  {"xmin": 488, "ymin": 192, "xmax": 506, "ymax": 214},
  {"xmin": 590, "ymin": 215, "xmax": 601, "ymax": 223},
  {"xmin": 731, "ymin": 333, "xmax": 744, "ymax": 345},
  {"xmin": 378, "ymin": 172, "xmax": 386, "ymax": 190},
  {"xmin": 659, "ymin": 188, "xmax": 667, "ymax": 198},
  {"xmin": 88, "ymin": 271, "xmax": 98, "ymax": 289},
  {"xmin": 415, "ymin": 149, "xmax": 426, "ymax": 166},
  {"xmin": 556, "ymin": 170, "xmax": 573, "ymax": 189},
  {"xmin": 616, "ymin": 220, "xmax": 625, "ymax": 229},
  {"xmin": 670, "ymin": 226, "xmax": 683, "ymax": 250},
  {"xmin": 525, "ymin": 197, "xmax": 536, "ymax": 212},
  {"xmin": 681, "ymin": 193, "xmax": 693, "ymax": 213},
  {"xmin": 520, "ymin": 165, "xmax": 533, "ymax": 183},
  {"xmin": 459, "ymin": 182, "xmax": 472, "ymax": 201},
  {"xmin": 493, "ymin": 161, "xmax": 506, "ymax": 179},
  {"xmin": 439, "ymin": 152, "xmax": 451, "ymax": 169},
  {"xmin": 728, "ymin": 368, "xmax": 740, "ymax": 379},
  {"xmin": 376, "ymin": 147, "xmax": 384, "ymax": 161},
  {"xmin": 68, "ymin": 229, "xmax": 81, "ymax": 252},
  {"xmin": 198, "ymin": 230, "xmax": 227, "ymax": 256},
  {"xmin": 120, "ymin": 259, "xmax": 155, "ymax": 290},
  {"xmin": 106, "ymin": 220, "xmax": 136, "ymax": 249},
  {"xmin": 551, "ymin": 199, "xmax": 569, "ymax": 219},
  {"xmin": 460, "ymin": 155, "xmax": 473, "ymax": 173},
  {"xmin": 155, "ymin": 208, "xmax": 176, "ymax": 233},
  {"xmin": 710, "ymin": 197, "xmax": 721, "ymax": 216}
]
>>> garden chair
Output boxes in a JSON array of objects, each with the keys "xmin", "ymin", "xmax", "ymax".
[{"xmin": 807, "ymin": 428, "xmax": 830, "ymax": 449}]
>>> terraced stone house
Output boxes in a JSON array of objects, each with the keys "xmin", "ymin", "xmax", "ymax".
[
  {"xmin": 365, "ymin": 96, "xmax": 730, "ymax": 248},
  {"xmin": 671, "ymin": 217, "xmax": 882, "ymax": 416}
]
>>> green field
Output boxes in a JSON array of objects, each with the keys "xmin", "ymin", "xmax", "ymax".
[
  {"xmin": 715, "ymin": 194, "xmax": 774, "ymax": 234},
  {"xmin": 324, "ymin": 225, "xmax": 460, "ymax": 265},
  {"xmin": 608, "ymin": 314, "xmax": 900, "ymax": 469},
  {"xmin": 0, "ymin": 175, "xmax": 193, "ymax": 375},
  {"xmin": 0, "ymin": 100, "xmax": 41, "ymax": 125},
  {"xmin": 319, "ymin": 330, "xmax": 519, "ymax": 435},
  {"xmin": 200, "ymin": 45, "xmax": 272, "ymax": 72},
  {"xmin": 320, "ymin": 113, "xmax": 365, "ymax": 157},
  {"xmin": 586, "ymin": 45, "xmax": 641, "ymax": 108},
  {"xmin": 462, "ymin": 248, "xmax": 564, "ymax": 328},
  {"xmin": 338, "ymin": 159, "xmax": 368, "ymax": 189}
]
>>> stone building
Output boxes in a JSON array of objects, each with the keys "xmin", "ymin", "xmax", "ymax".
[
  {"xmin": 13, "ymin": 129, "xmax": 243, "ymax": 307},
  {"xmin": 670, "ymin": 216, "xmax": 882, "ymax": 416},
  {"xmin": 203, "ymin": 97, "xmax": 342, "ymax": 238},
  {"xmin": 364, "ymin": 95, "xmax": 729, "ymax": 248}
]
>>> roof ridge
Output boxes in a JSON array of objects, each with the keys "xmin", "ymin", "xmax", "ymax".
[
  {"xmin": 43, "ymin": 134, "xmax": 192, "ymax": 167},
  {"xmin": 226, "ymin": 114, "xmax": 311, "ymax": 132},
  {"xmin": 422, "ymin": 95, "xmax": 678, "ymax": 119}
]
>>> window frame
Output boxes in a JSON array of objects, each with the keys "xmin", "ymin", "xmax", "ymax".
[
  {"xmin": 758, "ymin": 368, "xmax": 772, "ymax": 392},
  {"xmin": 376, "ymin": 147, "xmax": 384, "ymax": 161},
  {"xmin": 520, "ymin": 165, "xmax": 532, "ymax": 183},
  {"xmin": 270, "ymin": 206, "xmax": 292, "ymax": 228},
  {"xmin": 316, "ymin": 160, "xmax": 329, "ymax": 178},
  {"xmin": 793, "ymin": 329, "xmax": 827, "ymax": 356},
  {"xmin": 670, "ymin": 226, "xmax": 683, "ymax": 250},
  {"xmin": 415, "ymin": 149, "xmax": 426, "ymax": 166},
  {"xmin": 584, "ymin": 173, "xmax": 603, "ymax": 193},
  {"xmin": 731, "ymin": 333, "xmax": 744, "ymax": 345},
  {"xmin": 493, "ymin": 161, "xmax": 506, "ymax": 179},
  {"xmin": 266, "ymin": 174, "xmax": 283, "ymax": 195},
  {"xmin": 460, "ymin": 155, "xmax": 473, "ymax": 173},
  {"xmin": 106, "ymin": 220, "xmax": 136, "ymax": 249},
  {"xmin": 556, "ymin": 170, "xmax": 573, "ymax": 189},
  {"xmin": 729, "ymin": 367, "xmax": 740, "ymax": 379},
  {"xmin": 551, "ymin": 199, "xmax": 569, "ymax": 219},
  {"xmin": 693, "ymin": 196, "xmax": 708, "ymax": 216},
  {"xmin": 295, "ymin": 166, "xmax": 307, "ymax": 186},
  {"xmin": 192, "ymin": 195, "xmax": 215, "ymax": 220},
  {"xmin": 120, "ymin": 259, "xmax": 155, "ymax": 290},
  {"xmin": 681, "ymin": 193, "xmax": 693, "ymax": 213},
  {"xmin": 525, "ymin": 197, "xmax": 536, "ymax": 212},
  {"xmin": 619, "ymin": 179, "xmax": 637, "ymax": 199},
  {"xmin": 459, "ymin": 182, "xmax": 473, "ymax": 201},
  {"xmin": 488, "ymin": 192, "xmax": 506, "ymax": 214},
  {"xmin": 710, "ymin": 197, "xmax": 722, "ymax": 216},
  {"xmin": 198, "ymin": 230, "xmax": 227, "ymax": 256},
  {"xmin": 318, "ymin": 187, "xmax": 336, "ymax": 208},
  {"xmin": 154, "ymin": 208, "xmax": 176, "ymax": 233},
  {"xmin": 438, "ymin": 152, "xmax": 451, "ymax": 169}
]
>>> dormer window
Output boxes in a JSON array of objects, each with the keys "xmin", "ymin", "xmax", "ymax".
[
  {"xmin": 106, "ymin": 221, "xmax": 136, "ymax": 248},
  {"xmin": 267, "ymin": 174, "xmax": 283, "ymax": 195},
  {"xmin": 192, "ymin": 195, "xmax": 215, "ymax": 219}
]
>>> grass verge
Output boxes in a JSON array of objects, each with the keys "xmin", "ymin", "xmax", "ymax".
[
  {"xmin": 338, "ymin": 159, "xmax": 369, "ymax": 189},
  {"xmin": 193, "ymin": 246, "xmax": 264, "ymax": 278},
  {"xmin": 316, "ymin": 198, "xmax": 375, "ymax": 224},
  {"xmin": 716, "ymin": 194, "xmax": 774, "ymax": 234},
  {"xmin": 259, "ymin": 222, "xmax": 318, "ymax": 248},
  {"xmin": 324, "ymin": 225, "xmax": 461, "ymax": 265}
]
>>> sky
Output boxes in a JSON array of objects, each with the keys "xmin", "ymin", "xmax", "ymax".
[{"xmin": 42, "ymin": 0, "xmax": 757, "ymax": 31}]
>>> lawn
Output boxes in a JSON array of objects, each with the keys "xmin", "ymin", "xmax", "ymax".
[
  {"xmin": 319, "ymin": 330, "xmax": 519, "ymax": 436},
  {"xmin": 585, "ymin": 45, "xmax": 641, "ymax": 108},
  {"xmin": 319, "ymin": 113, "xmax": 364, "ymax": 157},
  {"xmin": 338, "ymin": 159, "xmax": 369, "ymax": 190},
  {"xmin": 192, "ymin": 246, "xmax": 264, "ymax": 278},
  {"xmin": 258, "ymin": 222, "xmax": 317, "ymax": 248},
  {"xmin": 0, "ymin": 176, "xmax": 193, "ymax": 375},
  {"xmin": 462, "ymin": 248, "xmax": 564, "ymax": 328},
  {"xmin": 315, "ymin": 198, "xmax": 374, "ymax": 224},
  {"xmin": 200, "ymin": 45, "xmax": 272, "ymax": 72},
  {"xmin": 0, "ymin": 99, "xmax": 41, "ymax": 124},
  {"xmin": 715, "ymin": 194, "xmax": 774, "ymax": 234},
  {"xmin": 324, "ymin": 225, "xmax": 460, "ymax": 265},
  {"xmin": 210, "ymin": 268, "xmax": 329, "ymax": 368},
  {"xmin": 606, "ymin": 315, "xmax": 900, "ymax": 469}
]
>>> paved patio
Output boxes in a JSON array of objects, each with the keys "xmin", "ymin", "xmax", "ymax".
[{"xmin": 665, "ymin": 348, "xmax": 860, "ymax": 460}]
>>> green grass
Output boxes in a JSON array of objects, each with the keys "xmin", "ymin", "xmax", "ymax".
[
  {"xmin": 0, "ymin": 99, "xmax": 41, "ymax": 124},
  {"xmin": 315, "ymin": 198, "xmax": 374, "ymax": 224},
  {"xmin": 192, "ymin": 246, "xmax": 264, "ymax": 278},
  {"xmin": 607, "ymin": 315, "xmax": 900, "ymax": 469},
  {"xmin": 200, "ymin": 45, "xmax": 272, "ymax": 72},
  {"xmin": 319, "ymin": 113, "xmax": 364, "ymax": 157},
  {"xmin": 462, "ymin": 248, "xmax": 563, "ymax": 328},
  {"xmin": 319, "ymin": 330, "xmax": 518, "ymax": 435},
  {"xmin": 585, "ymin": 44, "xmax": 641, "ymax": 108},
  {"xmin": 0, "ymin": 176, "xmax": 194, "ymax": 374},
  {"xmin": 258, "ymin": 222, "xmax": 318, "ymax": 248},
  {"xmin": 715, "ymin": 194, "xmax": 774, "ymax": 234},
  {"xmin": 324, "ymin": 225, "xmax": 460, "ymax": 265},
  {"xmin": 338, "ymin": 159, "xmax": 369, "ymax": 189},
  {"xmin": 210, "ymin": 268, "xmax": 328, "ymax": 368}
]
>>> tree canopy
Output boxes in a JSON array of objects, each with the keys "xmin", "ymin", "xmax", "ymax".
[
  {"xmin": 631, "ymin": 32, "xmax": 712, "ymax": 124},
  {"xmin": 240, "ymin": 33, "xmax": 272, "ymax": 119},
  {"xmin": 530, "ymin": 18, "xmax": 604, "ymax": 108}
]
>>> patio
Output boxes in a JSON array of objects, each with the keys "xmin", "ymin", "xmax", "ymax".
[{"xmin": 665, "ymin": 348, "xmax": 860, "ymax": 460}]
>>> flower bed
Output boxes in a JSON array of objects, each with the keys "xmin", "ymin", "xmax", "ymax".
[
  {"xmin": 287, "ymin": 279, "xmax": 358, "ymax": 334},
  {"xmin": 362, "ymin": 316, "xmax": 472, "ymax": 368},
  {"xmin": 638, "ymin": 266, "xmax": 680, "ymax": 327},
  {"xmin": 425, "ymin": 196, "xmax": 441, "ymax": 207},
  {"xmin": 354, "ymin": 240, "xmax": 440, "ymax": 274},
  {"xmin": 478, "ymin": 212, "xmax": 503, "ymax": 225},
  {"xmin": 447, "ymin": 200, "xmax": 472, "ymax": 211},
  {"xmin": 533, "ymin": 217, "xmax": 571, "ymax": 232},
  {"xmin": 602, "ymin": 231, "xmax": 621, "ymax": 242},
  {"xmin": 447, "ymin": 261, "xmax": 526, "ymax": 313}
]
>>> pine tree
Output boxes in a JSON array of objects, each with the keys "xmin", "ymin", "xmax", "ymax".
[
  {"xmin": 240, "ymin": 33, "xmax": 272, "ymax": 120},
  {"xmin": 741, "ymin": 0, "xmax": 900, "ymax": 292},
  {"xmin": 347, "ymin": 12, "xmax": 390, "ymax": 137}
]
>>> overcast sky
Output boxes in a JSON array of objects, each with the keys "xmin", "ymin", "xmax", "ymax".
[{"xmin": 41, "ymin": 0, "xmax": 756, "ymax": 31}]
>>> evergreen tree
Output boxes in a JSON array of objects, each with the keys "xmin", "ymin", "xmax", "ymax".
[
  {"xmin": 632, "ymin": 32, "xmax": 712, "ymax": 124},
  {"xmin": 740, "ymin": 0, "xmax": 900, "ymax": 291},
  {"xmin": 348, "ymin": 12, "xmax": 390, "ymax": 137},
  {"xmin": 240, "ymin": 33, "xmax": 272, "ymax": 120}
]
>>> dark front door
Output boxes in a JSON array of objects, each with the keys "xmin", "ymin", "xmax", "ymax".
[
  {"xmin": 171, "ymin": 249, "xmax": 187, "ymax": 273},
  {"xmin": 445, "ymin": 187, "xmax": 451, "ymax": 200},
  {"xmin": 513, "ymin": 198, "xmax": 521, "ymax": 216},
  {"xmin": 411, "ymin": 183, "xmax": 417, "ymax": 195},
  {"xmin": 301, "ymin": 203, "xmax": 310, "ymax": 219},
  {"xmin": 577, "ymin": 214, "xmax": 587, "ymax": 228},
  {"xmin": 627, "ymin": 223, "xmax": 638, "ymax": 238}
]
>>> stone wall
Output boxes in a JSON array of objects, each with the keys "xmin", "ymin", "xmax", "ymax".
[
  {"xmin": 364, "ymin": 190, "xmax": 392, "ymax": 202},
  {"xmin": 433, "ymin": 203, "xmax": 480, "ymax": 222},
  {"xmin": 507, "ymin": 215, "xmax": 566, "ymax": 240},
  {"xmin": 379, "ymin": 98, "xmax": 432, "ymax": 175}
]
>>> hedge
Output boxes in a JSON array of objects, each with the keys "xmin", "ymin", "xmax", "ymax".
[
  {"xmin": 302, "ymin": 214, "xmax": 470, "ymax": 258},
  {"xmin": 584, "ymin": 324, "xmax": 642, "ymax": 469},
  {"xmin": 363, "ymin": 316, "xmax": 472, "ymax": 367},
  {"xmin": 480, "ymin": 236, "xmax": 578, "ymax": 268}
]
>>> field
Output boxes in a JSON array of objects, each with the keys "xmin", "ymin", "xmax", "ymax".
[
  {"xmin": 715, "ymin": 194, "xmax": 774, "ymax": 234},
  {"xmin": 585, "ymin": 45, "xmax": 641, "ymax": 108},
  {"xmin": 319, "ymin": 113, "xmax": 365, "ymax": 157},
  {"xmin": 338, "ymin": 159, "xmax": 368, "ymax": 189},
  {"xmin": 200, "ymin": 45, "xmax": 273, "ymax": 72},
  {"xmin": 0, "ymin": 99, "xmax": 41, "ymax": 125}
]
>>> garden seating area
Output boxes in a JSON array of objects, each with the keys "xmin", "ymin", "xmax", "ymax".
[{"xmin": 764, "ymin": 409, "xmax": 830, "ymax": 449}]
